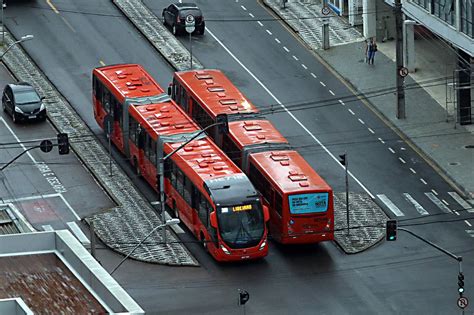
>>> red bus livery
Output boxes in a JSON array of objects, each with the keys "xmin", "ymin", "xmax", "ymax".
[
  {"xmin": 93, "ymin": 64, "xmax": 269, "ymax": 261},
  {"xmin": 170, "ymin": 69, "xmax": 334, "ymax": 244}
]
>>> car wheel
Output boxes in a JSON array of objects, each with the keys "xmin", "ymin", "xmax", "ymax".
[{"xmin": 172, "ymin": 24, "xmax": 177, "ymax": 35}]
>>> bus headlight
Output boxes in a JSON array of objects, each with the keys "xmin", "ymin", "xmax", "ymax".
[
  {"xmin": 220, "ymin": 245, "xmax": 230, "ymax": 255},
  {"xmin": 259, "ymin": 241, "xmax": 267, "ymax": 251}
]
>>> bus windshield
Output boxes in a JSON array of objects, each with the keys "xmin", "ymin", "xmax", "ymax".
[
  {"xmin": 288, "ymin": 192, "xmax": 329, "ymax": 215},
  {"xmin": 217, "ymin": 203, "xmax": 264, "ymax": 249}
]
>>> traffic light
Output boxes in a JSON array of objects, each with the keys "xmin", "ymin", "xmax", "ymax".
[
  {"xmin": 216, "ymin": 114, "xmax": 229, "ymax": 134},
  {"xmin": 238, "ymin": 289, "xmax": 249, "ymax": 306},
  {"xmin": 458, "ymin": 272, "xmax": 465, "ymax": 295},
  {"xmin": 339, "ymin": 154, "xmax": 346, "ymax": 166},
  {"xmin": 386, "ymin": 220, "xmax": 397, "ymax": 241},
  {"xmin": 57, "ymin": 133, "xmax": 70, "ymax": 155}
]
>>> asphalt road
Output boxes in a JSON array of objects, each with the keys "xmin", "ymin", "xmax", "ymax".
[{"xmin": 4, "ymin": 0, "xmax": 473, "ymax": 314}]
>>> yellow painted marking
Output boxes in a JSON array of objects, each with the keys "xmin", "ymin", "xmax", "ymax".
[
  {"xmin": 99, "ymin": 60, "xmax": 106, "ymax": 66},
  {"xmin": 46, "ymin": 0, "xmax": 59, "ymax": 14},
  {"xmin": 61, "ymin": 16, "xmax": 76, "ymax": 33}
]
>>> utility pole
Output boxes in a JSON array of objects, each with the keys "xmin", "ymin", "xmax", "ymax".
[
  {"xmin": 394, "ymin": 0, "xmax": 406, "ymax": 119},
  {"xmin": 339, "ymin": 153, "xmax": 349, "ymax": 235}
]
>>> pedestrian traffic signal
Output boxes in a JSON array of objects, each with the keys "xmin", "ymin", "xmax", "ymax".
[
  {"xmin": 458, "ymin": 272, "xmax": 465, "ymax": 295},
  {"xmin": 57, "ymin": 133, "xmax": 69, "ymax": 155},
  {"xmin": 386, "ymin": 220, "xmax": 397, "ymax": 241},
  {"xmin": 339, "ymin": 154, "xmax": 346, "ymax": 166},
  {"xmin": 238, "ymin": 289, "xmax": 249, "ymax": 306}
]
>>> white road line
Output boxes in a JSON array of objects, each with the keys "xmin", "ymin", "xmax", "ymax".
[
  {"xmin": 329, "ymin": 90, "xmax": 335, "ymax": 96},
  {"xmin": 283, "ymin": 46, "xmax": 289, "ymax": 52},
  {"xmin": 410, "ymin": 168, "xmax": 416, "ymax": 174},
  {"xmin": 465, "ymin": 221, "xmax": 472, "ymax": 227},
  {"xmin": 59, "ymin": 194, "xmax": 81, "ymax": 220},
  {"xmin": 165, "ymin": 212, "xmax": 185, "ymax": 234},
  {"xmin": 301, "ymin": 64, "xmax": 307, "ymax": 69},
  {"xmin": 442, "ymin": 199, "xmax": 449, "ymax": 206},
  {"xmin": 275, "ymin": 38, "xmax": 281, "ymax": 44},
  {"xmin": 206, "ymin": 28, "xmax": 374, "ymax": 198},
  {"xmin": 348, "ymin": 109, "xmax": 355, "ymax": 115},
  {"xmin": 311, "ymin": 73, "xmax": 317, "ymax": 78},
  {"xmin": 420, "ymin": 178, "xmax": 427, "ymax": 185},
  {"xmin": 388, "ymin": 147, "xmax": 395, "ymax": 154},
  {"xmin": 425, "ymin": 192, "xmax": 452, "ymax": 214},
  {"xmin": 1, "ymin": 117, "xmax": 38, "ymax": 164},
  {"xmin": 465, "ymin": 230, "xmax": 474, "ymax": 237},
  {"xmin": 431, "ymin": 189, "xmax": 438, "ymax": 196},
  {"xmin": 319, "ymin": 81, "xmax": 326, "ymax": 87},
  {"xmin": 1, "ymin": 193, "xmax": 61, "ymax": 204},
  {"xmin": 403, "ymin": 193, "xmax": 429, "ymax": 215},
  {"xmin": 241, "ymin": 5, "xmax": 247, "ymax": 10},
  {"xmin": 292, "ymin": 55, "xmax": 299, "ymax": 61},
  {"xmin": 378, "ymin": 137, "xmax": 385, "ymax": 144},
  {"xmin": 377, "ymin": 194, "xmax": 405, "ymax": 216},
  {"xmin": 266, "ymin": 29, "xmax": 272, "ymax": 35},
  {"xmin": 249, "ymin": 13, "xmax": 254, "ymax": 18},
  {"xmin": 42, "ymin": 225, "xmax": 54, "ymax": 231},
  {"xmin": 257, "ymin": 21, "xmax": 264, "ymax": 27},
  {"xmin": 358, "ymin": 118, "xmax": 365, "ymax": 125},
  {"xmin": 368, "ymin": 128, "xmax": 375, "ymax": 134},
  {"xmin": 398, "ymin": 157, "xmax": 406, "ymax": 164},
  {"xmin": 67, "ymin": 221, "xmax": 90, "ymax": 245},
  {"xmin": 448, "ymin": 192, "xmax": 473, "ymax": 213},
  {"xmin": 338, "ymin": 100, "xmax": 344, "ymax": 105}
]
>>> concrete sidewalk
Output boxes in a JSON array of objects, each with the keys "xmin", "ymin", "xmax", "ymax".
[{"xmin": 263, "ymin": 0, "xmax": 474, "ymax": 200}]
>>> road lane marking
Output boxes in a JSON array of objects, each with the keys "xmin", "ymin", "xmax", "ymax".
[
  {"xmin": 368, "ymin": 128, "xmax": 375, "ymax": 134},
  {"xmin": 329, "ymin": 90, "xmax": 335, "ymax": 96},
  {"xmin": 249, "ymin": 13, "xmax": 254, "ymax": 18},
  {"xmin": 410, "ymin": 168, "xmax": 416, "ymax": 174},
  {"xmin": 339, "ymin": 100, "xmax": 345, "ymax": 105},
  {"xmin": 1, "ymin": 193, "xmax": 61, "ymax": 204},
  {"xmin": 257, "ymin": 21, "xmax": 264, "ymax": 27},
  {"xmin": 58, "ymin": 194, "xmax": 81, "ymax": 220},
  {"xmin": 61, "ymin": 16, "xmax": 76, "ymax": 33},
  {"xmin": 311, "ymin": 73, "xmax": 317, "ymax": 78},
  {"xmin": 292, "ymin": 55, "xmax": 299, "ymax": 61},
  {"xmin": 241, "ymin": 5, "xmax": 247, "ymax": 10},
  {"xmin": 358, "ymin": 118, "xmax": 365, "ymax": 125},
  {"xmin": 46, "ymin": 0, "xmax": 60, "ymax": 14},
  {"xmin": 275, "ymin": 38, "xmax": 281, "ymax": 44},
  {"xmin": 388, "ymin": 147, "xmax": 395, "ymax": 154},
  {"xmin": 283, "ymin": 46, "xmax": 289, "ymax": 52},
  {"xmin": 403, "ymin": 193, "xmax": 429, "ymax": 215},
  {"xmin": 420, "ymin": 178, "xmax": 427, "ymax": 185},
  {"xmin": 348, "ymin": 109, "xmax": 355, "ymax": 115},
  {"xmin": 206, "ymin": 28, "xmax": 374, "ymax": 198},
  {"xmin": 67, "ymin": 221, "xmax": 90, "ymax": 245},
  {"xmin": 266, "ymin": 29, "xmax": 272, "ymax": 35},
  {"xmin": 99, "ymin": 60, "xmax": 106, "ymax": 66},
  {"xmin": 301, "ymin": 64, "xmax": 307, "ymax": 69},
  {"xmin": 377, "ymin": 194, "xmax": 404, "ymax": 216},
  {"xmin": 425, "ymin": 192, "xmax": 452, "ymax": 214},
  {"xmin": 466, "ymin": 230, "xmax": 474, "ymax": 237},
  {"xmin": 448, "ymin": 192, "xmax": 473, "ymax": 213},
  {"xmin": 398, "ymin": 157, "xmax": 406, "ymax": 164},
  {"xmin": 465, "ymin": 221, "xmax": 472, "ymax": 227},
  {"xmin": 442, "ymin": 199, "xmax": 449, "ymax": 206},
  {"xmin": 319, "ymin": 81, "xmax": 326, "ymax": 87},
  {"xmin": 378, "ymin": 137, "xmax": 385, "ymax": 144},
  {"xmin": 431, "ymin": 189, "xmax": 438, "ymax": 195}
]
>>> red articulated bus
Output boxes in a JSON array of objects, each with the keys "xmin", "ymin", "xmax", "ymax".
[
  {"xmin": 92, "ymin": 64, "xmax": 269, "ymax": 261},
  {"xmin": 170, "ymin": 69, "xmax": 334, "ymax": 244}
]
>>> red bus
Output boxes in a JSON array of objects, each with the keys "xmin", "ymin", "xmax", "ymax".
[
  {"xmin": 170, "ymin": 69, "xmax": 334, "ymax": 244},
  {"xmin": 93, "ymin": 64, "xmax": 269, "ymax": 261}
]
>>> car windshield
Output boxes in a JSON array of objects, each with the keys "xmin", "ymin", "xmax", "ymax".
[
  {"xmin": 217, "ymin": 202, "xmax": 264, "ymax": 249},
  {"xmin": 179, "ymin": 9, "xmax": 201, "ymax": 18},
  {"xmin": 15, "ymin": 90, "xmax": 41, "ymax": 105}
]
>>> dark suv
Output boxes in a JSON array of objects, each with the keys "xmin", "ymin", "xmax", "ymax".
[
  {"xmin": 162, "ymin": 3, "xmax": 205, "ymax": 35},
  {"xmin": 2, "ymin": 82, "xmax": 46, "ymax": 123}
]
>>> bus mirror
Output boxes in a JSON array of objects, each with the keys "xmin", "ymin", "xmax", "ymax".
[
  {"xmin": 167, "ymin": 84, "xmax": 172, "ymax": 96},
  {"xmin": 210, "ymin": 211, "xmax": 218, "ymax": 228},
  {"xmin": 263, "ymin": 205, "xmax": 270, "ymax": 222}
]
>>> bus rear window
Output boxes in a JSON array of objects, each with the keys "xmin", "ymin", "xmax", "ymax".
[{"xmin": 288, "ymin": 193, "xmax": 328, "ymax": 214}]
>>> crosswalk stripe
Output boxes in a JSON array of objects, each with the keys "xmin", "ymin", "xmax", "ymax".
[
  {"xmin": 42, "ymin": 225, "xmax": 54, "ymax": 231},
  {"xmin": 377, "ymin": 194, "xmax": 405, "ymax": 216},
  {"xmin": 403, "ymin": 193, "xmax": 429, "ymax": 215},
  {"xmin": 425, "ymin": 193, "xmax": 452, "ymax": 214},
  {"xmin": 466, "ymin": 230, "xmax": 474, "ymax": 237},
  {"xmin": 448, "ymin": 192, "xmax": 473, "ymax": 213}
]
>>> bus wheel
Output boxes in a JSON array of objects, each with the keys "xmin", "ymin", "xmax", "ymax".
[{"xmin": 200, "ymin": 233, "xmax": 208, "ymax": 252}]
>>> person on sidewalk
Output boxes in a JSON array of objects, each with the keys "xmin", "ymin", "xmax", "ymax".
[{"xmin": 365, "ymin": 37, "xmax": 377, "ymax": 65}]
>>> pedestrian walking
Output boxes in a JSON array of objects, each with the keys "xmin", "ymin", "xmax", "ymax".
[{"xmin": 365, "ymin": 37, "xmax": 377, "ymax": 65}]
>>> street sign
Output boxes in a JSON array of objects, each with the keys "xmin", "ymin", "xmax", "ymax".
[
  {"xmin": 399, "ymin": 67, "xmax": 409, "ymax": 77},
  {"xmin": 39, "ymin": 139, "xmax": 53, "ymax": 153},
  {"xmin": 457, "ymin": 296, "xmax": 468, "ymax": 309},
  {"xmin": 321, "ymin": 6, "xmax": 330, "ymax": 15},
  {"xmin": 185, "ymin": 14, "xmax": 195, "ymax": 34}
]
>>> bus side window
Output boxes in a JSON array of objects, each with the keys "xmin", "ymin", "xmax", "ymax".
[
  {"xmin": 129, "ymin": 117, "xmax": 137, "ymax": 143},
  {"xmin": 274, "ymin": 192, "xmax": 283, "ymax": 216},
  {"xmin": 191, "ymin": 185, "xmax": 200, "ymax": 210},
  {"xmin": 248, "ymin": 162, "xmax": 271, "ymax": 204},
  {"xmin": 222, "ymin": 134, "xmax": 241, "ymax": 167},
  {"xmin": 183, "ymin": 176, "xmax": 192, "ymax": 205},
  {"xmin": 103, "ymin": 89, "xmax": 111, "ymax": 113},
  {"xmin": 170, "ymin": 160, "xmax": 177, "ymax": 187},
  {"xmin": 176, "ymin": 169, "xmax": 184, "ymax": 197}
]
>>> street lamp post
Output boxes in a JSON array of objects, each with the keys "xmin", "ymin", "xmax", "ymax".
[
  {"xmin": 0, "ymin": 34, "xmax": 34, "ymax": 60},
  {"xmin": 1, "ymin": 1, "xmax": 6, "ymax": 45},
  {"xmin": 110, "ymin": 218, "xmax": 180, "ymax": 275},
  {"xmin": 158, "ymin": 115, "xmax": 229, "ymax": 244}
]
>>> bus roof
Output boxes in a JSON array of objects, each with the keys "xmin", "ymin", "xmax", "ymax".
[
  {"xmin": 93, "ymin": 64, "xmax": 164, "ymax": 103},
  {"xmin": 129, "ymin": 102, "xmax": 245, "ymax": 191},
  {"xmin": 174, "ymin": 69, "xmax": 259, "ymax": 117},
  {"xmin": 228, "ymin": 119, "xmax": 289, "ymax": 149},
  {"xmin": 249, "ymin": 150, "xmax": 332, "ymax": 194}
]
